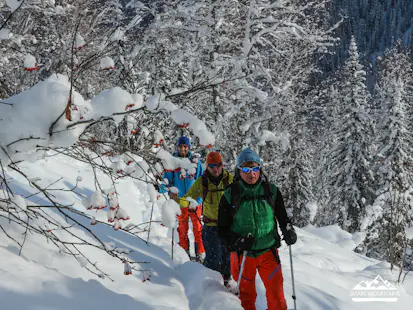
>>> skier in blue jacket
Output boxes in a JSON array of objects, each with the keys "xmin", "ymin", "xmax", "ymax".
[{"xmin": 160, "ymin": 136, "xmax": 205, "ymax": 261}]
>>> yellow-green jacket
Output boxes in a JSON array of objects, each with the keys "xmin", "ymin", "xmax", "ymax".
[{"xmin": 180, "ymin": 170, "xmax": 234, "ymax": 226}]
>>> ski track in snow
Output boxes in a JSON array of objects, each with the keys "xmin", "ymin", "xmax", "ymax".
[{"xmin": 0, "ymin": 154, "xmax": 412, "ymax": 309}]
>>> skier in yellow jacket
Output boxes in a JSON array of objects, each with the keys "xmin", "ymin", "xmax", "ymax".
[{"xmin": 179, "ymin": 152, "xmax": 234, "ymax": 285}]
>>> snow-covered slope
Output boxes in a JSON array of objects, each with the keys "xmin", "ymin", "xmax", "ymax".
[{"xmin": 1, "ymin": 154, "xmax": 412, "ymax": 310}]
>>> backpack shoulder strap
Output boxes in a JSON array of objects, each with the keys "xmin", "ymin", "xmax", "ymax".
[
  {"xmin": 202, "ymin": 172, "xmax": 208, "ymax": 202},
  {"xmin": 229, "ymin": 180, "xmax": 242, "ymax": 218},
  {"xmin": 262, "ymin": 178, "xmax": 282, "ymax": 247},
  {"xmin": 262, "ymin": 178, "xmax": 278, "ymax": 214},
  {"xmin": 223, "ymin": 171, "xmax": 230, "ymax": 188},
  {"xmin": 263, "ymin": 181, "xmax": 274, "ymax": 208},
  {"xmin": 229, "ymin": 178, "xmax": 276, "ymax": 219}
]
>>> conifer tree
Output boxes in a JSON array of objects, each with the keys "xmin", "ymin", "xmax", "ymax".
[
  {"xmin": 361, "ymin": 46, "xmax": 413, "ymax": 268},
  {"xmin": 317, "ymin": 37, "xmax": 375, "ymax": 233}
]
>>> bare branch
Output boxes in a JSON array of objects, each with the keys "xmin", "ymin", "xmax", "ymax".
[
  {"xmin": 0, "ymin": 0, "xmax": 25, "ymax": 32},
  {"xmin": 7, "ymin": 136, "xmax": 45, "ymax": 148}
]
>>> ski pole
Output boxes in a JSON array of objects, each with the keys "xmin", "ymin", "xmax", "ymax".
[
  {"xmin": 289, "ymin": 245, "xmax": 297, "ymax": 310},
  {"xmin": 171, "ymin": 228, "xmax": 175, "ymax": 261},
  {"xmin": 236, "ymin": 250, "xmax": 248, "ymax": 295},
  {"xmin": 147, "ymin": 202, "xmax": 154, "ymax": 243},
  {"xmin": 189, "ymin": 207, "xmax": 203, "ymax": 225}
]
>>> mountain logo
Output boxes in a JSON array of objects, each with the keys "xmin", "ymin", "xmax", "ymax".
[
  {"xmin": 350, "ymin": 275, "xmax": 400, "ymax": 303},
  {"xmin": 353, "ymin": 275, "xmax": 397, "ymax": 290}
]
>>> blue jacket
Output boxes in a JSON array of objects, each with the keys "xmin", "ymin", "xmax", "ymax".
[{"xmin": 159, "ymin": 151, "xmax": 204, "ymax": 204}]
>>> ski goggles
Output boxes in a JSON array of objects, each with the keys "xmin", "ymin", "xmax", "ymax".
[
  {"xmin": 208, "ymin": 163, "xmax": 223, "ymax": 168},
  {"xmin": 239, "ymin": 166, "xmax": 261, "ymax": 173}
]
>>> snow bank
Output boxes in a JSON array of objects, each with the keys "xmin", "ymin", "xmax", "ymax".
[
  {"xmin": 99, "ymin": 56, "xmax": 115, "ymax": 70},
  {"xmin": 23, "ymin": 54, "xmax": 36, "ymax": 69},
  {"xmin": 156, "ymin": 149, "xmax": 194, "ymax": 172},
  {"xmin": 178, "ymin": 262, "xmax": 243, "ymax": 310},
  {"xmin": 0, "ymin": 76, "xmax": 215, "ymax": 168},
  {"xmin": 302, "ymin": 224, "xmax": 364, "ymax": 250},
  {"xmin": 131, "ymin": 93, "xmax": 144, "ymax": 109},
  {"xmin": 145, "ymin": 95, "xmax": 160, "ymax": 111},
  {"xmin": 147, "ymin": 184, "xmax": 158, "ymax": 203},
  {"xmin": 0, "ymin": 75, "xmax": 168, "ymax": 165},
  {"xmin": 3, "ymin": 154, "xmax": 413, "ymax": 309},
  {"xmin": 146, "ymin": 99, "xmax": 215, "ymax": 147},
  {"xmin": 161, "ymin": 200, "xmax": 181, "ymax": 228},
  {"xmin": 171, "ymin": 109, "xmax": 193, "ymax": 127},
  {"xmin": 0, "ymin": 74, "xmax": 91, "ymax": 164},
  {"xmin": 91, "ymin": 87, "xmax": 134, "ymax": 123}
]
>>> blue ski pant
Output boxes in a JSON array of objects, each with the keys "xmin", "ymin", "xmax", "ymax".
[{"xmin": 202, "ymin": 225, "xmax": 230, "ymax": 277}]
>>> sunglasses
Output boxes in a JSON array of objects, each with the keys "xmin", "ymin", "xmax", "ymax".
[
  {"xmin": 239, "ymin": 166, "xmax": 261, "ymax": 173},
  {"xmin": 208, "ymin": 163, "xmax": 223, "ymax": 168}
]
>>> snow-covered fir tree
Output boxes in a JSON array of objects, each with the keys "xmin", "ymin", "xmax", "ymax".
[
  {"xmin": 286, "ymin": 129, "xmax": 316, "ymax": 227},
  {"xmin": 316, "ymin": 37, "xmax": 375, "ymax": 233},
  {"xmin": 360, "ymin": 46, "xmax": 413, "ymax": 268},
  {"xmin": 313, "ymin": 82, "xmax": 342, "ymax": 221}
]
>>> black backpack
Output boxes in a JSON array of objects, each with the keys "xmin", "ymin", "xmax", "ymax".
[{"xmin": 201, "ymin": 171, "xmax": 230, "ymax": 202}]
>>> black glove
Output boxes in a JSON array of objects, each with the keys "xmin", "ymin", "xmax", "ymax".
[
  {"xmin": 154, "ymin": 184, "xmax": 159, "ymax": 191},
  {"xmin": 283, "ymin": 228, "xmax": 297, "ymax": 245},
  {"xmin": 233, "ymin": 234, "xmax": 256, "ymax": 251}
]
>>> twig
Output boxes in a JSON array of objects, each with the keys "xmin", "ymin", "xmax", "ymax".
[
  {"xmin": 0, "ymin": 0, "xmax": 25, "ymax": 32},
  {"xmin": 7, "ymin": 136, "xmax": 45, "ymax": 148},
  {"xmin": 0, "ymin": 148, "xmax": 14, "ymax": 198},
  {"xmin": 48, "ymin": 110, "xmax": 65, "ymax": 137},
  {"xmin": 0, "ymin": 224, "xmax": 22, "ymax": 247},
  {"xmin": 19, "ymin": 216, "xmax": 30, "ymax": 256},
  {"xmin": 164, "ymin": 73, "xmax": 249, "ymax": 100},
  {"xmin": 147, "ymin": 203, "xmax": 154, "ymax": 243},
  {"xmin": 66, "ymin": 107, "xmax": 145, "ymax": 129},
  {"xmin": 48, "ymin": 17, "xmax": 82, "ymax": 136}
]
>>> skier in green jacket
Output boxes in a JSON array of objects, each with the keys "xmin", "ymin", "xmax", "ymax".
[{"xmin": 217, "ymin": 148, "xmax": 297, "ymax": 310}]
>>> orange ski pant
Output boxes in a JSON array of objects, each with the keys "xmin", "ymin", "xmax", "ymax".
[
  {"xmin": 177, "ymin": 206, "xmax": 205, "ymax": 254},
  {"xmin": 231, "ymin": 249, "xmax": 287, "ymax": 310}
]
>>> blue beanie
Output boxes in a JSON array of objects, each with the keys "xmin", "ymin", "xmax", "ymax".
[
  {"xmin": 177, "ymin": 136, "xmax": 190, "ymax": 149},
  {"xmin": 236, "ymin": 148, "xmax": 262, "ymax": 167}
]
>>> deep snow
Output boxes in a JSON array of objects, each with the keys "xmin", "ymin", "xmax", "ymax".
[{"xmin": 1, "ymin": 154, "xmax": 412, "ymax": 310}]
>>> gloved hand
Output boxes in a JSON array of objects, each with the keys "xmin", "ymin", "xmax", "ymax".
[
  {"xmin": 283, "ymin": 228, "xmax": 297, "ymax": 245},
  {"xmin": 186, "ymin": 197, "xmax": 199, "ymax": 211},
  {"xmin": 168, "ymin": 192, "xmax": 178, "ymax": 200},
  {"xmin": 233, "ymin": 233, "xmax": 256, "ymax": 251}
]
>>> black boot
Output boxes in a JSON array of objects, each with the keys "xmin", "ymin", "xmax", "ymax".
[{"xmin": 223, "ymin": 274, "xmax": 231, "ymax": 287}]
